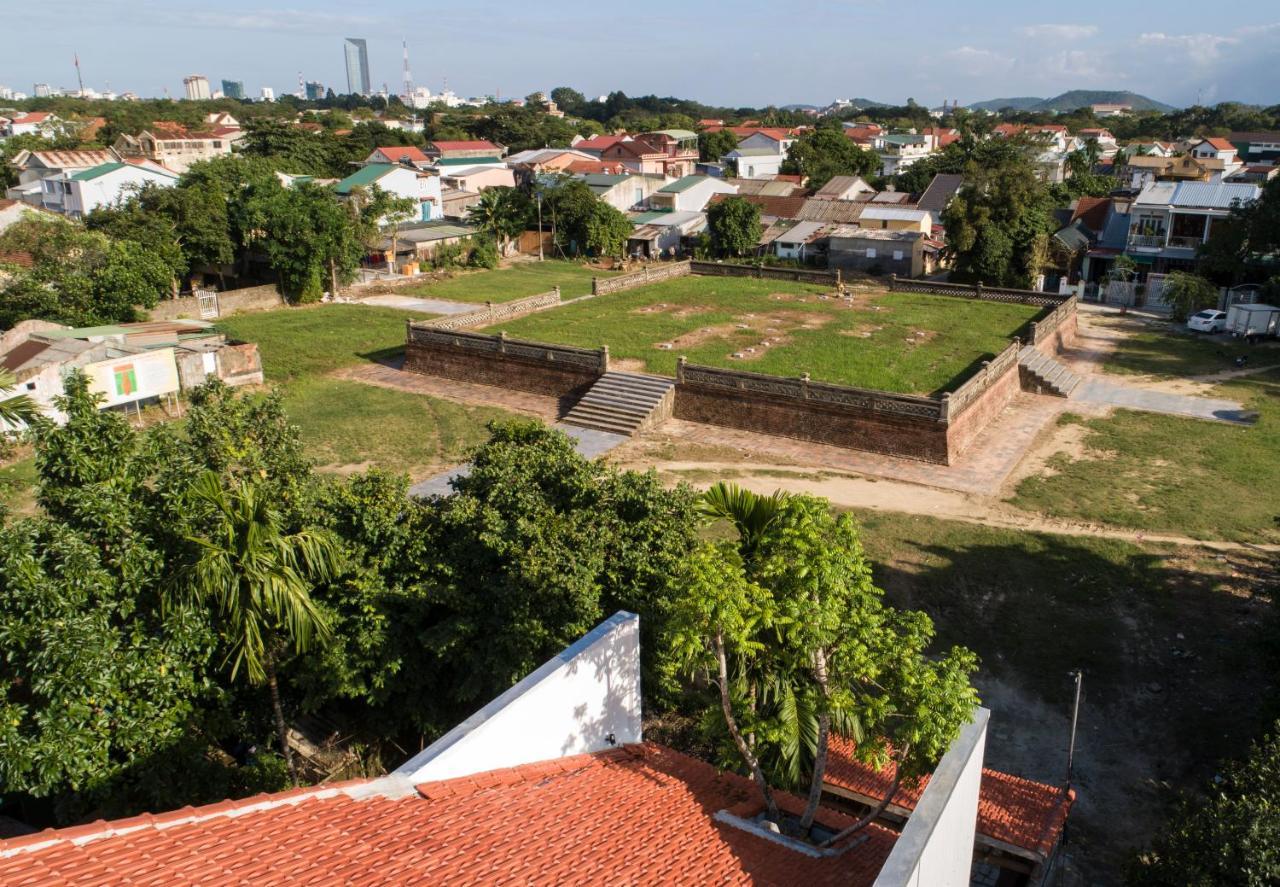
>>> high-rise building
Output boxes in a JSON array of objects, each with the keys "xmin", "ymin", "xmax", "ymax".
[
  {"xmin": 33, "ymin": 83, "xmax": 52, "ymax": 97},
  {"xmin": 183, "ymin": 75, "xmax": 211, "ymax": 100},
  {"xmin": 260, "ymin": 86, "xmax": 275, "ymax": 102},
  {"xmin": 343, "ymin": 37, "xmax": 371, "ymax": 95},
  {"xmin": 305, "ymin": 81, "xmax": 326, "ymax": 101},
  {"xmin": 221, "ymin": 79, "xmax": 246, "ymax": 100}
]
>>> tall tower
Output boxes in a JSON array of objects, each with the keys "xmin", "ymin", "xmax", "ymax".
[
  {"xmin": 402, "ymin": 40, "xmax": 413, "ymax": 98},
  {"xmin": 343, "ymin": 37, "xmax": 371, "ymax": 96},
  {"xmin": 183, "ymin": 75, "xmax": 211, "ymax": 100}
]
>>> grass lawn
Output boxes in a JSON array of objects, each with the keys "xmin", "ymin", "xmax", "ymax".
[
  {"xmin": 484, "ymin": 276, "xmax": 1041, "ymax": 394},
  {"xmin": 399, "ymin": 260, "xmax": 614, "ymax": 304},
  {"xmin": 0, "ymin": 456, "xmax": 36, "ymax": 515},
  {"xmin": 1013, "ymin": 369, "xmax": 1280, "ymax": 542},
  {"xmin": 219, "ymin": 305, "xmax": 513, "ymax": 477},
  {"xmin": 1103, "ymin": 318, "xmax": 1273, "ymax": 380}
]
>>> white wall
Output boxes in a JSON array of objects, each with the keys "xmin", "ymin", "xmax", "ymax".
[
  {"xmin": 396, "ymin": 611, "xmax": 642, "ymax": 784},
  {"xmin": 69, "ymin": 168, "xmax": 177, "ymax": 218},
  {"xmin": 873, "ymin": 708, "xmax": 989, "ymax": 887}
]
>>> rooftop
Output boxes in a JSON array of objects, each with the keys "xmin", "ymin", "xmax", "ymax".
[
  {"xmin": 70, "ymin": 161, "xmax": 178, "ymax": 182},
  {"xmin": 333, "ymin": 163, "xmax": 402, "ymax": 194},
  {"xmin": 1134, "ymin": 181, "xmax": 1261, "ymax": 210}
]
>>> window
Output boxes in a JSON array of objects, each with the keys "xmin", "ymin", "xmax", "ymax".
[
  {"xmin": 866, "ymin": 248, "xmax": 877, "ymax": 258},
  {"xmin": 893, "ymin": 250, "xmax": 904, "ymax": 261}
]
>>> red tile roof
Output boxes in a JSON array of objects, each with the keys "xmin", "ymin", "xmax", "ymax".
[
  {"xmin": 0, "ymin": 744, "xmax": 897, "ymax": 886},
  {"xmin": 564, "ymin": 159, "xmax": 630, "ymax": 174},
  {"xmin": 429, "ymin": 140, "xmax": 502, "ymax": 152},
  {"xmin": 1202, "ymin": 137, "xmax": 1236, "ymax": 152},
  {"xmin": 1070, "ymin": 196, "xmax": 1111, "ymax": 232},
  {"xmin": 13, "ymin": 112, "xmax": 53, "ymax": 124},
  {"xmin": 572, "ymin": 134, "xmax": 627, "ymax": 152},
  {"xmin": 824, "ymin": 736, "xmax": 1073, "ymax": 861},
  {"xmin": 369, "ymin": 145, "xmax": 429, "ymax": 163}
]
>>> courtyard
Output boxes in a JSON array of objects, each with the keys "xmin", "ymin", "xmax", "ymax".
[
  {"xmin": 397, "ymin": 259, "xmax": 614, "ymax": 304},
  {"xmin": 481, "ymin": 275, "xmax": 1044, "ymax": 395}
]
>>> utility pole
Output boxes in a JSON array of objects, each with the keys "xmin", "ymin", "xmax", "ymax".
[
  {"xmin": 536, "ymin": 188, "xmax": 544, "ymax": 262},
  {"xmin": 1066, "ymin": 669, "xmax": 1082, "ymax": 788},
  {"xmin": 402, "ymin": 40, "xmax": 413, "ymax": 99}
]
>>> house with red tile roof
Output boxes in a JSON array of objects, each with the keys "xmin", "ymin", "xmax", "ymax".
[
  {"xmin": 5, "ymin": 148, "xmax": 122, "ymax": 207},
  {"xmin": 362, "ymin": 145, "xmax": 432, "ymax": 168},
  {"xmin": 570, "ymin": 133, "xmax": 628, "ymax": 156},
  {"xmin": 424, "ymin": 139, "xmax": 506, "ymax": 162},
  {"xmin": 1190, "ymin": 136, "xmax": 1239, "ymax": 166},
  {"xmin": 0, "ymin": 111, "xmax": 61, "ymax": 138},
  {"xmin": 0, "ymin": 612, "xmax": 1036, "ymax": 887},
  {"xmin": 112, "ymin": 122, "xmax": 236, "ymax": 173}
]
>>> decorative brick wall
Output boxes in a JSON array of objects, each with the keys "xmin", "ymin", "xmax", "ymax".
[
  {"xmin": 404, "ymin": 326, "xmax": 606, "ymax": 399},
  {"xmin": 592, "ymin": 261, "xmax": 692, "ymax": 295},
  {"xmin": 945, "ymin": 358, "xmax": 1021, "ymax": 458},
  {"xmin": 888, "ymin": 275, "xmax": 1069, "ymax": 308},
  {"xmin": 1029, "ymin": 297, "xmax": 1079, "ymax": 357},
  {"xmin": 148, "ymin": 284, "xmax": 285, "ymax": 321},
  {"xmin": 673, "ymin": 361, "xmax": 951, "ymax": 464},
  {"xmin": 424, "ymin": 289, "xmax": 561, "ymax": 331},
  {"xmin": 690, "ymin": 261, "xmax": 842, "ymax": 287}
]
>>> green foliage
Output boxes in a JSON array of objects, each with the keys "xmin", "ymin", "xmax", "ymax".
[
  {"xmin": 238, "ymin": 118, "xmax": 347, "ymax": 177},
  {"xmin": 943, "ymin": 154, "xmax": 1055, "ymax": 288},
  {"xmin": 246, "ymin": 181, "xmax": 363, "ymax": 302},
  {"xmin": 468, "ymin": 236, "xmax": 499, "ymax": 269},
  {"xmin": 1199, "ymin": 176, "xmax": 1280, "ymax": 285},
  {"xmin": 699, "ymin": 129, "xmax": 738, "ymax": 162},
  {"xmin": 781, "ymin": 129, "xmax": 880, "ymax": 190},
  {"xmin": 1163, "ymin": 271, "xmax": 1220, "ymax": 322},
  {"xmin": 584, "ymin": 201, "xmax": 631, "ymax": 258},
  {"xmin": 467, "ymin": 187, "xmax": 529, "ymax": 253},
  {"xmin": 706, "ymin": 196, "xmax": 762, "ymax": 258},
  {"xmin": 1129, "ymin": 723, "xmax": 1280, "ymax": 886}
]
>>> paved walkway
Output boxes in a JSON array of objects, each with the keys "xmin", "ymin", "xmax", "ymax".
[
  {"xmin": 358, "ymin": 294, "xmax": 475, "ymax": 315},
  {"xmin": 408, "ymin": 425, "xmax": 628, "ymax": 498},
  {"xmin": 1071, "ymin": 379, "xmax": 1253, "ymax": 424}
]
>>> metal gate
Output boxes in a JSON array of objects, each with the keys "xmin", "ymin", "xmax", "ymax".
[
  {"xmin": 1143, "ymin": 273, "xmax": 1171, "ymax": 311},
  {"xmin": 1105, "ymin": 279, "xmax": 1135, "ymax": 306},
  {"xmin": 195, "ymin": 289, "xmax": 220, "ymax": 319}
]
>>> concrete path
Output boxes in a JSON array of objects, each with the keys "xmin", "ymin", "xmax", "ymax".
[
  {"xmin": 1072, "ymin": 379, "xmax": 1254, "ymax": 424},
  {"xmin": 407, "ymin": 424, "xmax": 629, "ymax": 498},
  {"xmin": 359, "ymin": 294, "xmax": 474, "ymax": 315}
]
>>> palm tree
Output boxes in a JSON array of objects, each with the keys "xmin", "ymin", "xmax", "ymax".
[
  {"xmin": 171, "ymin": 470, "xmax": 340, "ymax": 783},
  {"xmin": 699, "ymin": 482, "xmax": 788, "ymax": 563},
  {"xmin": 467, "ymin": 187, "xmax": 523, "ymax": 256},
  {"xmin": 0, "ymin": 368, "xmax": 39, "ymax": 429}
]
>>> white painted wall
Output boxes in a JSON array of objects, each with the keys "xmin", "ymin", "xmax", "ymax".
[
  {"xmin": 873, "ymin": 708, "xmax": 989, "ymax": 887},
  {"xmin": 397, "ymin": 611, "xmax": 642, "ymax": 784},
  {"xmin": 67, "ymin": 167, "xmax": 178, "ymax": 218}
]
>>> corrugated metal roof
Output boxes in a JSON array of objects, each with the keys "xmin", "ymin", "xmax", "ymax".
[
  {"xmin": 1169, "ymin": 182, "xmax": 1261, "ymax": 209},
  {"xmin": 774, "ymin": 220, "xmax": 827, "ymax": 244},
  {"xmin": 859, "ymin": 206, "xmax": 929, "ymax": 222},
  {"xmin": 657, "ymin": 175, "xmax": 706, "ymax": 193},
  {"xmin": 916, "ymin": 174, "xmax": 964, "ymax": 213},
  {"xmin": 334, "ymin": 164, "xmax": 397, "ymax": 194}
]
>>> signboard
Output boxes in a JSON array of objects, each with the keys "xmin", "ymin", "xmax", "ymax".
[{"xmin": 82, "ymin": 348, "xmax": 181, "ymax": 408}]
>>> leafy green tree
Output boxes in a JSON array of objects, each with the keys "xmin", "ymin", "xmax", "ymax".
[
  {"xmin": 707, "ymin": 196, "xmax": 762, "ymax": 258},
  {"xmin": 1129, "ymin": 723, "xmax": 1280, "ymax": 886},
  {"xmin": 699, "ymin": 129, "xmax": 738, "ymax": 163},
  {"xmin": 584, "ymin": 201, "xmax": 631, "ymax": 258},
  {"xmin": 781, "ymin": 129, "xmax": 880, "ymax": 190},
  {"xmin": 550, "ymin": 87, "xmax": 587, "ymax": 113},
  {"xmin": 171, "ymin": 470, "xmax": 340, "ymax": 782},
  {"xmin": 0, "ymin": 368, "xmax": 39, "ymax": 430},
  {"xmin": 467, "ymin": 187, "xmax": 529, "ymax": 256},
  {"xmin": 1199, "ymin": 176, "xmax": 1280, "ymax": 285},
  {"xmin": 943, "ymin": 156, "xmax": 1055, "ymax": 288},
  {"xmin": 669, "ymin": 489, "xmax": 979, "ymax": 840},
  {"xmin": 238, "ymin": 118, "xmax": 347, "ymax": 177},
  {"xmin": 1163, "ymin": 271, "xmax": 1220, "ymax": 322},
  {"xmin": 247, "ymin": 181, "xmax": 363, "ymax": 301}
]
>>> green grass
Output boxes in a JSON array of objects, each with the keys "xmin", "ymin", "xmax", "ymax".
[
  {"xmin": 217, "ymin": 304, "xmax": 516, "ymax": 476},
  {"xmin": 218, "ymin": 305, "xmax": 420, "ymax": 382},
  {"xmin": 0, "ymin": 456, "xmax": 36, "ymax": 514},
  {"xmin": 1013, "ymin": 369, "xmax": 1280, "ymax": 542},
  {"xmin": 1104, "ymin": 320, "xmax": 1274, "ymax": 380},
  {"xmin": 485, "ymin": 276, "xmax": 1041, "ymax": 394},
  {"xmin": 399, "ymin": 261, "xmax": 615, "ymax": 304}
]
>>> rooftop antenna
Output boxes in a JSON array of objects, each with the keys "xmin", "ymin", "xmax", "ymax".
[
  {"xmin": 73, "ymin": 53, "xmax": 85, "ymax": 95},
  {"xmin": 402, "ymin": 40, "xmax": 413, "ymax": 97}
]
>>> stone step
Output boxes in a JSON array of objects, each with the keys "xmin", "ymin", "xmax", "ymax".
[
  {"xmin": 568, "ymin": 399, "xmax": 650, "ymax": 422},
  {"xmin": 560, "ymin": 408, "xmax": 644, "ymax": 434},
  {"xmin": 580, "ymin": 390, "xmax": 667, "ymax": 412},
  {"xmin": 589, "ymin": 378, "xmax": 674, "ymax": 399},
  {"xmin": 561, "ymin": 371, "xmax": 676, "ymax": 437}
]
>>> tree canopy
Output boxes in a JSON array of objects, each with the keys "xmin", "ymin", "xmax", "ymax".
[{"xmin": 706, "ymin": 196, "xmax": 762, "ymax": 258}]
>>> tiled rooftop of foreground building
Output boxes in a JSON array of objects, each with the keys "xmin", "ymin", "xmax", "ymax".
[{"xmin": 0, "ymin": 744, "xmax": 898, "ymax": 887}]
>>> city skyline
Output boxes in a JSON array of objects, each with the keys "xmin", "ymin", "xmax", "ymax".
[{"xmin": 1, "ymin": 1, "xmax": 1278, "ymax": 107}]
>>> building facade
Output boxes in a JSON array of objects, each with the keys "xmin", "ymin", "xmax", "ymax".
[
  {"xmin": 344, "ymin": 37, "xmax": 371, "ymax": 95},
  {"xmin": 183, "ymin": 75, "xmax": 210, "ymax": 100}
]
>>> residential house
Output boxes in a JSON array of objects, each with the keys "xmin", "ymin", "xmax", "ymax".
[
  {"xmin": 439, "ymin": 164, "xmax": 516, "ymax": 194},
  {"xmin": 0, "ymin": 613, "xmax": 1069, "ymax": 886},
  {"xmin": 441, "ymin": 188, "xmax": 482, "ymax": 218},
  {"xmin": 1228, "ymin": 131, "xmax": 1280, "ymax": 166},
  {"xmin": 0, "ymin": 111, "xmax": 61, "ymax": 138},
  {"xmin": 424, "ymin": 139, "xmax": 506, "ymax": 162},
  {"xmin": 1125, "ymin": 181, "xmax": 1260, "ymax": 276},
  {"xmin": 362, "ymin": 146, "xmax": 433, "ymax": 168},
  {"xmin": 875, "ymin": 134, "xmax": 933, "ymax": 177},
  {"xmin": 113, "ymin": 122, "xmax": 234, "ymax": 173},
  {"xmin": 915, "ymin": 173, "xmax": 964, "ymax": 218},
  {"xmin": 856, "ymin": 206, "xmax": 932, "ymax": 233},
  {"xmin": 1119, "ymin": 153, "xmax": 1227, "ymax": 191},
  {"xmin": 626, "ymin": 210, "xmax": 706, "ymax": 259},
  {"xmin": 636, "ymin": 130, "xmax": 700, "ymax": 178},
  {"xmin": 843, "ymin": 122, "xmax": 883, "ymax": 146},
  {"xmin": 1189, "ymin": 137, "xmax": 1239, "ymax": 165},
  {"xmin": 505, "ymin": 148, "xmax": 596, "ymax": 174},
  {"xmin": 48, "ymin": 160, "xmax": 180, "ymax": 219},
  {"xmin": 333, "ymin": 163, "xmax": 444, "ymax": 221},
  {"xmin": 371, "ymin": 220, "xmax": 478, "ymax": 264},
  {"xmin": 647, "ymin": 175, "xmax": 737, "ymax": 213},
  {"xmin": 812, "ymin": 175, "xmax": 875, "ymax": 201},
  {"xmin": 1127, "ymin": 141, "xmax": 1178, "ymax": 158},
  {"xmin": 921, "ymin": 127, "xmax": 961, "ymax": 149},
  {"xmin": 725, "ymin": 177, "xmax": 806, "ymax": 197},
  {"xmin": 5, "ymin": 148, "xmax": 120, "ymax": 207},
  {"xmin": 723, "ymin": 145, "xmax": 785, "ymax": 179},
  {"xmin": 828, "ymin": 227, "xmax": 936, "ymax": 278},
  {"xmin": 203, "ymin": 112, "xmax": 241, "ymax": 130},
  {"xmin": 570, "ymin": 134, "xmax": 628, "ymax": 156},
  {"xmin": 1091, "ymin": 103, "xmax": 1132, "ymax": 117},
  {"xmin": 771, "ymin": 219, "xmax": 829, "ymax": 262},
  {"xmin": 1226, "ymin": 164, "xmax": 1280, "ymax": 186},
  {"xmin": 576, "ymin": 172, "xmax": 666, "ymax": 212},
  {"xmin": 1076, "ymin": 128, "xmax": 1118, "ymax": 150}
]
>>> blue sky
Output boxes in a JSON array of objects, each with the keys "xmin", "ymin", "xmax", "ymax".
[{"xmin": 3, "ymin": 0, "xmax": 1277, "ymax": 107}]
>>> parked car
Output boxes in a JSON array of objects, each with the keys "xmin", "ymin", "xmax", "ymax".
[{"xmin": 1186, "ymin": 309, "xmax": 1228, "ymax": 333}]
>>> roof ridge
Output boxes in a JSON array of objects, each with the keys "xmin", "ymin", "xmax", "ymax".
[{"xmin": 415, "ymin": 745, "xmax": 642, "ymax": 800}]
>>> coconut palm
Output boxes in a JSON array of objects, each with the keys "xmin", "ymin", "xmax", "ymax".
[
  {"xmin": 467, "ymin": 187, "xmax": 525, "ymax": 256},
  {"xmin": 0, "ymin": 368, "xmax": 39, "ymax": 429},
  {"xmin": 171, "ymin": 470, "xmax": 340, "ymax": 782},
  {"xmin": 699, "ymin": 482, "xmax": 788, "ymax": 562}
]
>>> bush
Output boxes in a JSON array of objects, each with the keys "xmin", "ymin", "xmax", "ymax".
[
  {"xmin": 429, "ymin": 240, "xmax": 466, "ymax": 270},
  {"xmin": 469, "ymin": 237, "xmax": 499, "ymax": 270}
]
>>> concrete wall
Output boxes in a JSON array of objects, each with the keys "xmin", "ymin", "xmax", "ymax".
[
  {"xmin": 874, "ymin": 709, "xmax": 989, "ymax": 887},
  {"xmin": 396, "ymin": 612, "xmax": 642, "ymax": 783},
  {"xmin": 148, "ymin": 284, "xmax": 285, "ymax": 321}
]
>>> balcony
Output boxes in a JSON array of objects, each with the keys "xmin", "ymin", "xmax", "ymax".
[
  {"xmin": 1126, "ymin": 233, "xmax": 1166, "ymax": 250},
  {"xmin": 1166, "ymin": 235, "xmax": 1204, "ymax": 250}
]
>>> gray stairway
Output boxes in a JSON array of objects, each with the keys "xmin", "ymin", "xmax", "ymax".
[
  {"xmin": 1018, "ymin": 346, "xmax": 1082, "ymax": 398},
  {"xmin": 561, "ymin": 371, "xmax": 676, "ymax": 435}
]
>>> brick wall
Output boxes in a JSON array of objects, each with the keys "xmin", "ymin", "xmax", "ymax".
[
  {"xmin": 690, "ymin": 261, "xmax": 841, "ymax": 287},
  {"xmin": 403, "ymin": 327, "xmax": 605, "ymax": 400},
  {"xmin": 1030, "ymin": 298, "xmax": 1079, "ymax": 357},
  {"xmin": 945, "ymin": 359, "xmax": 1021, "ymax": 458},
  {"xmin": 148, "ymin": 284, "xmax": 285, "ymax": 321},
  {"xmin": 424, "ymin": 289, "xmax": 561, "ymax": 331},
  {"xmin": 592, "ymin": 261, "xmax": 692, "ymax": 295}
]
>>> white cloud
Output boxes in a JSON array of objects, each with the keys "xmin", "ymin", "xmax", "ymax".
[
  {"xmin": 1138, "ymin": 31, "xmax": 1238, "ymax": 66},
  {"xmin": 943, "ymin": 46, "xmax": 1015, "ymax": 75},
  {"xmin": 1022, "ymin": 24, "xmax": 1099, "ymax": 40}
]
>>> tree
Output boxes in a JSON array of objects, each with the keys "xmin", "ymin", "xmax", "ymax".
[
  {"xmin": 0, "ymin": 368, "xmax": 39, "ymax": 430},
  {"xmin": 247, "ymin": 181, "xmax": 363, "ymax": 301},
  {"xmin": 1199, "ymin": 176, "xmax": 1280, "ymax": 285},
  {"xmin": 550, "ymin": 87, "xmax": 586, "ymax": 113},
  {"xmin": 1129, "ymin": 723, "xmax": 1280, "ymax": 886},
  {"xmin": 943, "ymin": 156, "xmax": 1055, "ymax": 288},
  {"xmin": 1163, "ymin": 271, "xmax": 1220, "ymax": 322},
  {"xmin": 171, "ymin": 470, "xmax": 340, "ymax": 782},
  {"xmin": 781, "ymin": 129, "xmax": 880, "ymax": 190},
  {"xmin": 669, "ymin": 489, "xmax": 980, "ymax": 841},
  {"xmin": 467, "ymin": 187, "xmax": 529, "ymax": 256},
  {"xmin": 706, "ymin": 196, "xmax": 761, "ymax": 258},
  {"xmin": 238, "ymin": 118, "xmax": 348, "ymax": 177},
  {"xmin": 584, "ymin": 201, "xmax": 631, "ymax": 258},
  {"xmin": 699, "ymin": 129, "xmax": 738, "ymax": 163}
]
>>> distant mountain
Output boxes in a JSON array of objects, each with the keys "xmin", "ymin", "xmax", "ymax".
[
  {"xmin": 968, "ymin": 90, "xmax": 1176, "ymax": 114},
  {"xmin": 780, "ymin": 104, "xmax": 819, "ymax": 112},
  {"xmin": 845, "ymin": 98, "xmax": 891, "ymax": 110}
]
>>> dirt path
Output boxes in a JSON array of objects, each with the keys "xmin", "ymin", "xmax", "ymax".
[{"xmin": 635, "ymin": 460, "xmax": 1280, "ymax": 553}]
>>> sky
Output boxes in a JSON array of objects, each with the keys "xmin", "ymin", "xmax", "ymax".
[{"xmin": 2, "ymin": 0, "xmax": 1277, "ymax": 108}]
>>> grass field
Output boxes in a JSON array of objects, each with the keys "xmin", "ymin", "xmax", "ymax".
[
  {"xmin": 219, "ymin": 305, "xmax": 514, "ymax": 477},
  {"xmin": 399, "ymin": 261, "xmax": 614, "ymax": 304},
  {"xmin": 484, "ymin": 276, "xmax": 1042, "ymax": 394},
  {"xmin": 1015, "ymin": 338, "xmax": 1280, "ymax": 542},
  {"xmin": 1103, "ymin": 319, "xmax": 1271, "ymax": 379}
]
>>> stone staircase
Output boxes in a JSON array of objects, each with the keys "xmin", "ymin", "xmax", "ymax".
[
  {"xmin": 561, "ymin": 371, "xmax": 677, "ymax": 436},
  {"xmin": 1018, "ymin": 346, "xmax": 1082, "ymax": 398}
]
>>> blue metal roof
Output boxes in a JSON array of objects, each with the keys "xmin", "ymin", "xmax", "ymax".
[{"xmin": 1168, "ymin": 182, "xmax": 1260, "ymax": 209}]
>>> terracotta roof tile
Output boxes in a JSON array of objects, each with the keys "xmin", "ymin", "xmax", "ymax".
[
  {"xmin": 825, "ymin": 736, "xmax": 1072, "ymax": 861},
  {"xmin": 0, "ymin": 744, "xmax": 897, "ymax": 885},
  {"xmin": 429, "ymin": 140, "xmax": 502, "ymax": 153},
  {"xmin": 1202, "ymin": 137, "xmax": 1236, "ymax": 152}
]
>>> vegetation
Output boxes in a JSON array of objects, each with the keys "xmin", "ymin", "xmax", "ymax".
[
  {"xmin": 486, "ymin": 276, "xmax": 1040, "ymax": 394},
  {"xmin": 780, "ymin": 125, "xmax": 880, "ymax": 190},
  {"xmin": 400, "ymin": 260, "xmax": 613, "ymax": 304},
  {"xmin": 1199, "ymin": 176, "xmax": 1280, "ymax": 288},
  {"xmin": 706, "ymin": 197, "xmax": 762, "ymax": 258},
  {"xmin": 1162, "ymin": 271, "xmax": 1221, "ymax": 322}
]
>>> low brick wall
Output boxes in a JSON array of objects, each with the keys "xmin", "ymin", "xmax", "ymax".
[
  {"xmin": 592, "ymin": 261, "xmax": 692, "ymax": 295},
  {"xmin": 404, "ymin": 326, "xmax": 606, "ymax": 400},
  {"xmin": 888, "ymin": 275, "xmax": 1069, "ymax": 308},
  {"xmin": 424, "ymin": 289, "xmax": 561, "ymax": 332},
  {"xmin": 1030, "ymin": 297, "xmax": 1079, "ymax": 357},
  {"xmin": 945, "ymin": 357, "xmax": 1022, "ymax": 458},
  {"xmin": 674, "ymin": 361, "xmax": 951, "ymax": 464},
  {"xmin": 149, "ymin": 284, "xmax": 285, "ymax": 321},
  {"xmin": 690, "ymin": 261, "xmax": 841, "ymax": 287}
]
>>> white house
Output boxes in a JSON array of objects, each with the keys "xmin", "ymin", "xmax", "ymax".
[
  {"xmin": 51, "ymin": 160, "xmax": 180, "ymax": 219},
  {"xmin": 5, "ymin": 149, "xmax": 120, "ymax": 208},
  {"xmin": 1, "ymin": 111, "xmax": 62, "ymax": 138},
  {"xmin": 875, "ymin": 134, "xmax": 934, "ymax": 177},
  {"xmin": 333, "ymin": 163, "xmax": 444, "ymax": 221},
  {"xmin": 648, "ymin": 175, "xmax": 738, "ymax": 212}
]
